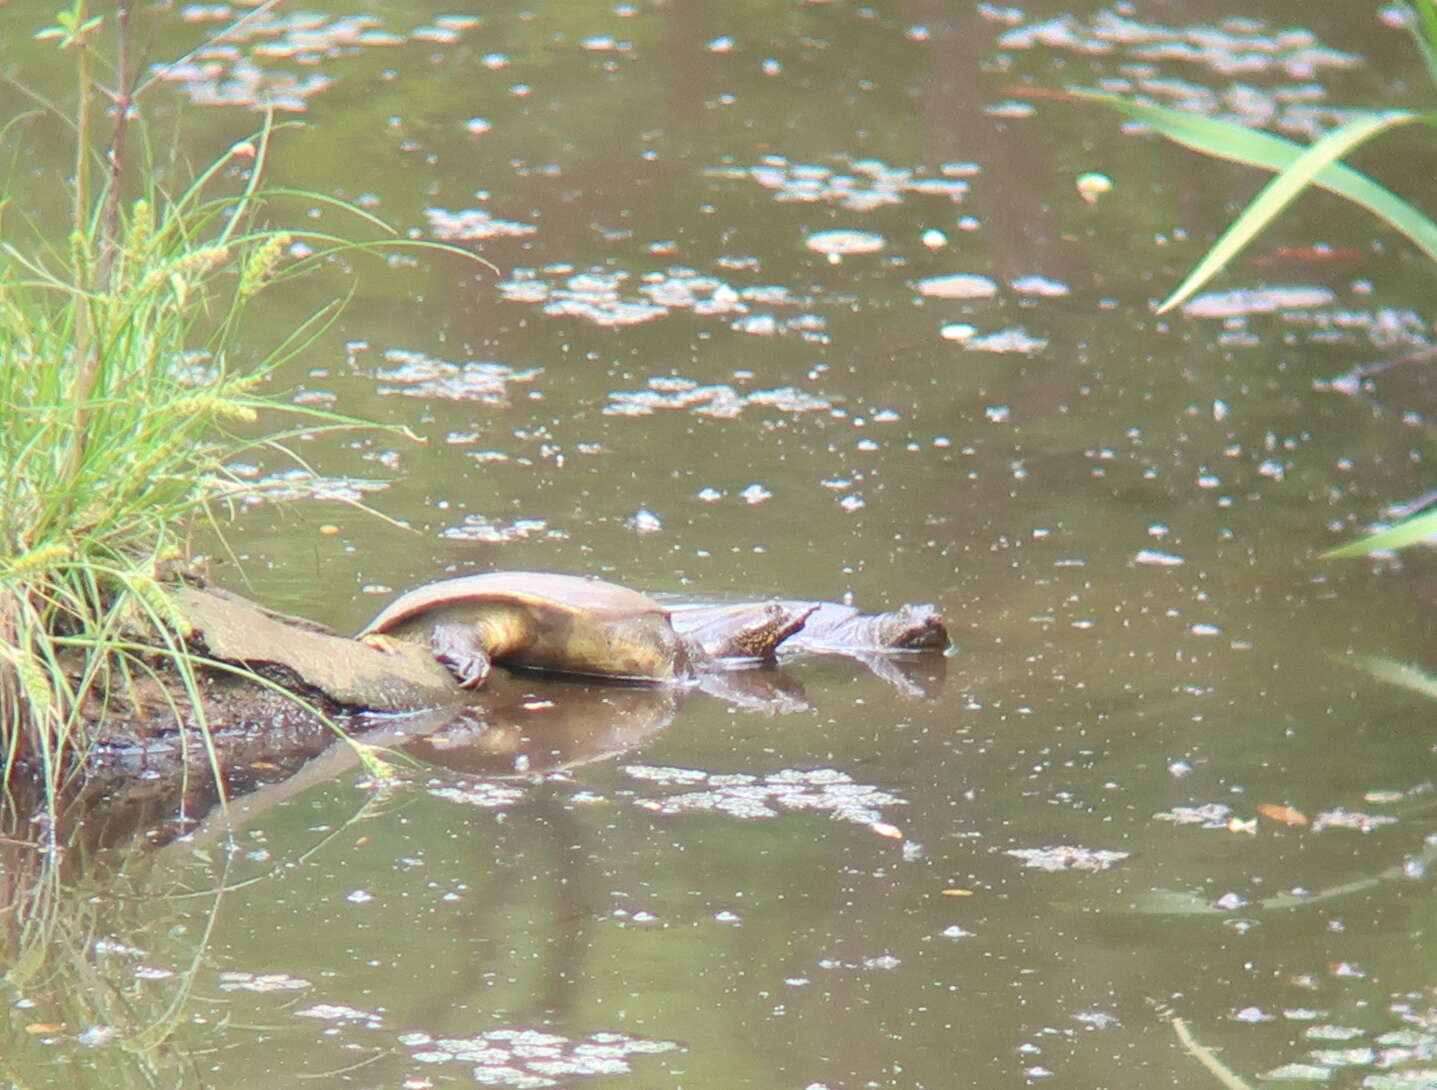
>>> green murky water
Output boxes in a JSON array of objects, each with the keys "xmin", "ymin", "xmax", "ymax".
[{"xmin": 3, "ymin": 2, "xmax": 1435, "ymax": 1087}]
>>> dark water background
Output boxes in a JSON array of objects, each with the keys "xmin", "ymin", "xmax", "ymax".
[{"xmin": 1, "ymin": 2, "xmax": 1434, "ymax": 1087}]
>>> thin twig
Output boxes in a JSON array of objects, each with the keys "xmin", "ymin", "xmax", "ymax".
[
  {"xmin": 1348, "ymin": 343, "xmax": 1437, "ymax": 381},
  {"xmin": 94, "ymin": 0, "xmax": 133, "ymax": 293},
  {"xmin": 63, "ymin": 0, "xmax": 98, "ymax": 498},
  {"xmin": 131, "ymin": 0, "xmax": 285, "ymax": 101}
]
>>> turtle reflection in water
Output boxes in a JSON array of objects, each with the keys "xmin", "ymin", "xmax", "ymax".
[{"xmin": 359, "ymin": 570, "xmax": 947, "ymax": 690}]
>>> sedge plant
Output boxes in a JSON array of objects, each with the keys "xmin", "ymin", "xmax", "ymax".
[{"xmin": 0, "ymin": 3, "xmax": 463, "ymax": 833}]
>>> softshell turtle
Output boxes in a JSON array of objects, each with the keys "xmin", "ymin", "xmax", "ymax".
[
  {"xmin": 359, "ymin": 571, "xmax": 813, "ymax": 690},
  {"xmin": 359, "ymin": 571, "xmax": 691, "ymax": 688}
]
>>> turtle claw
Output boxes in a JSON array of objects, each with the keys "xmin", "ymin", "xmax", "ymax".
[
  {"xmin": 437, "ymin": 648, "xmax": 491, "ymax": 690},
  {"xmin": 360, "ymin": 633, "xmax": 406, "ymax": 655},
  {"xmin": 362, "ymin": 629, "xmax": 490, "ymax": 689}
]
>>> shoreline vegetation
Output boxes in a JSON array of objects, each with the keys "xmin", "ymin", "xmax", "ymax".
[{"xmin": 0, "ymin": 3, "xmax": 496, "ymax": 821}]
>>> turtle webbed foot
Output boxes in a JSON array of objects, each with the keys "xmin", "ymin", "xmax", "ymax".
[{"xmin": 431, "ymin": 625, "xmax": 493, "ymax": 690}]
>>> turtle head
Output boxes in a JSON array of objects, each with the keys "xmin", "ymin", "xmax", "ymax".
[{"xmin": 875, "ymin": 604, "xmax": 948, "ymax": 650}]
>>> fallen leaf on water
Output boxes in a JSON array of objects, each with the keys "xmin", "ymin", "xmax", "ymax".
[{"xmin": 1257, "ymin": 804, "xmax": 1308, "ymax": 826}]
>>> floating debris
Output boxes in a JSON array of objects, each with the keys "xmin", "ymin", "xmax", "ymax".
[
  {"xmin": 629, "ymin": 508, "xmax": 663, "ymax": 535},
  {"xmin": 740, "ymin": 483, "xmax": 773, "ymax": 504},
  {"xmin": 1010, "ymin": 274, "xmax": 1071, "ymax": 297},
  {"xmin": 1305, "ymin": 1025, "xmax": 1367, "ymax": 1041},
  {"xmin": 604, "ymin": 376, "xmax": 830, "ymax": 419},
  {"xmin": 1281, "ymin": 306, "xmax": 1431, "ymax": 349},
  {"xmin": 1182, "ymin": 286, "xmax": 1336, "ymax": 318},
  {"xmin": 428, "ymin": 780, "xmax": 530, "ymax": 808},
  {"xmin": 1311, "ymin": 809, "xmax": 1398, "ymax": 833},
  {"xmin": 294, "ymin": 1003, "xmax": 382, "ymax": 1023},
  {"xmin": 626, "ymin": 765, "xmax": 906, "ymax": 831},
  {"xmin": 374, "ymin": 349, "xmax": 540, "ymax": 403},
  {"xmin": 998, "ymin": 11, "xmax": 1359, "ymax": 136},
  {"xmin": 94, "ymin": 939, "xmax": 146, "ymax": 957},
  {"xmin": 498, "ymin": 267, "xmax": 817, "ymax": 330},
  {"xmin": 1005, "ymin": 845, "xmax": 1131, "ymax": 872},
  {"xmin": 1261, "ymin": 1063, "xmax": 1333, "ymax": 1081},
  {"xmin": 710, "ymin": 156, "xmax": 969, "ymax": 212},
  {"xmin": 1154, "ymin": 803, "xmax": 1233, "ymax": 828},
  {"xmin": 806, "ymin": 229, "xmax": 886, "ymax": 260},
  {"xmin": 916, "ymin": 273, "xmax": 999, "ymax": 299},
  {"xmin": 1232, "ymin": 1006, "xmax": 1276, "ymax": 1024},
  {"xmin": 1307, "ymin": 1046, "xmax": 1376, "ymax": 1067},
  {"xmin": 440, "ymin": 517, "xmax": 561, "ymax": 544},
  {"xmin": 640, "ymin": 273, "xmax": 744, "ymax": 311},
  {"xmin": 1133, "ymin": 549, "xmax": 1185, "ymax": 566},
  {"xmin": 816, "ymin": 954, "xmax": 903, "ymax": 971},
  {"xmin": 963, "ymin": 328, "xmax": 1048, "ymax": 353},
  {"xmin": 731, "ymin": 311, "xmax": 828, "ymax": 338},
  {"xmin": 149, "ymin": 11, "xmax": 469, "ymax": 111},
  {"xmin": 984, "ymin": 100, "xmax": 1035, "ymax": 118},
  {"xmin": 234, "ymin": 469, "xmax": 390, "ymax": 506},
  {"xmin": 217, "ymin": 971, "xmax": 311, "ymax": 993},
  {"xmin": 425, "ymin": 207, "xmax": 538, "ymax": 240},
  {"xmin": 400, "ymin": 1027, "xmax": 679, "ymax": 1088}
]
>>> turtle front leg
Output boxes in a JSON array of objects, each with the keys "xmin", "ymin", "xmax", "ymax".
[{"xmin": 430, "ymin": 622, "xmax": 493, "ymax": 690}]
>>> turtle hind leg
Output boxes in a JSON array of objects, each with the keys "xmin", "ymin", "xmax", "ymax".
[{"xmin": 430, "ymin": 623, "xmax": 493, "ymax": 689}]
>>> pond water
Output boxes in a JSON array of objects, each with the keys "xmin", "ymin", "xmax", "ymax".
[{"xmin": 2, "ymin": 2, "xmax": 1436, "ymax": 1088}]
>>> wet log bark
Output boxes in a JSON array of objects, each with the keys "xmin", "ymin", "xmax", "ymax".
[{"xmin": 67, "ymin": 585, "xmax": 469, "ymax": 812}]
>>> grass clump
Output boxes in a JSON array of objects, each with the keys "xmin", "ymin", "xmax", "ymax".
[{"xmin": 0, "ymin": 3, "xmax": 408, "ymax": 816}]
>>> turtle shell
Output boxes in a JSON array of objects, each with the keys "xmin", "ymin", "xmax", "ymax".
[{"xmin": 359, "ymin": 571, "xmax": 691, "ymax": 682}]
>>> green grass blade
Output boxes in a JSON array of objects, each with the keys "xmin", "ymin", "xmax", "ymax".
[
  {"xmin": 1323, "ymin": 509, "xmax": 1437, "ymax": 557},
  {"xmin": 1346, "ymin": 654, "xmax": 1437, "ymax": 701},
  {"xmin": 1409, "ymin": 0, "xmax": 1437, "ymax": 84},
  {"xmin": 1157, "ymin": 109, "xmax": 1428, "ymax": 312},
  {"xmin": 1079, "ymin": 93, "xmax": 1437, "ymax": 295}
]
